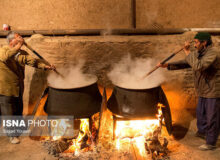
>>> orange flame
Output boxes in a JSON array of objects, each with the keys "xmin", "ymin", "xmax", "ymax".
[
  {"xmin": 65, "ymin": 119, "xmax": 90, "ymax": 155},
  {"xmin": 115, "ymin": 119, "xmax": 159, "ymax": 156},
  {"xmin": 50, "ymin": 103, "xmax": 165, "ymax": 158},
  {"xmin": 157, "ymin": 103, "xmax": 165, "ymax": 124},
  {"xmin": 115, "ymin": 103, "xmax": 164, "ymax": 157}
]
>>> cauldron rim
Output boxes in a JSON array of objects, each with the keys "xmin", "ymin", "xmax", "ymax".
[
  {"xmin": 113, "ymin": 84, "xmax": 161, "ymax": 91},
  {"xmin": 48, "ymin": 81, "xmax": 98, "ymax": 90}
]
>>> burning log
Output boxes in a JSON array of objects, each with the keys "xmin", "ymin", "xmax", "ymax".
[
  {"xmin": 130, "ymin": 140, "xmax": 148, "ymax": 160},
  {"xmin": 42, "ymin": 111, "xmax": 100, "ymax": 158},
  {"xmin": 145, "ymin": 127, "xmax": 169, "ymax": 160},
  {"xmin": 62, "ymin": 114, "xmax": 101, "ymax": 155},
  {"xmin": 91, "ymin": 112, "xmax": 100, "ymax": 143},
  {"xmin": 79, "ymin": 131, "xmax": 89, "ymax": 150}
]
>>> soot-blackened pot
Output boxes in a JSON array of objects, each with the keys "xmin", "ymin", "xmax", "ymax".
[
  {"xmin": 107, "ymin": 85, "xmax": 172, "ymax": 134},
  {"xmin": 44, "ymin": 82, "xmax": 102, "ymax": 119}
]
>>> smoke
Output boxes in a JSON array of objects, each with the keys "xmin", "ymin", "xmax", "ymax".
[
  {"xmin": 107, "ymin": 55, "xmax": 166, "ymax": 89},
  {"xmin": 47, "ymin": 61, "xmax": 97, "ymax": 89}
]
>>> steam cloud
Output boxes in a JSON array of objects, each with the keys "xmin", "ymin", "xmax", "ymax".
[
  {"xmin": 108, "ymin": 55, "xmax": 166, "ymax": 89},
  {"xmin": 47, "ymin": 61, "xmax": 97, "ymax": 89}
]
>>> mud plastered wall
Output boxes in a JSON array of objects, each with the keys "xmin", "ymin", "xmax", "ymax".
[
  {"xmin": 2, "ymin": 32, "xmax": 220, "ymax": 127},
  {"xmin": 0, "ymin": 0, "xmax": 220, "ymax": 30},
  {"xmin": 137, "ymin": 0, "xmax": 220, "ymax": 28},
  {"xmin": 0, "ymin": 0, "xmax": 132, "ymax": 30}
]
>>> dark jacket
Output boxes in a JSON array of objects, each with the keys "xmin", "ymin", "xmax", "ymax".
[{"xmin": 168, "ymin": 46, "xmax": 220, "ymax": 98}]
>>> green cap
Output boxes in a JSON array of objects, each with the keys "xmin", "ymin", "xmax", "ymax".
[{"xmin": 194, "ymin": 32, "xmax": 211, "ymax": 41}]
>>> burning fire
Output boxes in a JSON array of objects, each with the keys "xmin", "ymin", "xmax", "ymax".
[
  {"xmin": 115, "ymin": 103, "xmax": 164, "ymax": 158},
  {"xmin": 65, "ymin": 118, "xmax": 93, "ymax": 155},
  {"xmin": 157, "ymin": 103, "xmax": 165, "ymax": 123},
  {"xmin": 115, "ymin": 119, "xmax": 160, "ymax": 158},
  {"xmin": 49, "ymin": 103, "xmax": 166, "ymax": 158},
  {"xmin": 115, "ymin": 120, "xmax": 160, "ymax": 139},
  {"xmin": 50, "ymin": 113, "xmax": 99, "ymax": 155}
]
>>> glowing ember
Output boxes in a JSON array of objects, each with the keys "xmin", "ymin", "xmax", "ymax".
[
  {"xmin": 114, "ymin": 103, "xmax": 164, "ymax": 158},
  {"xmin": 115, "ymin": 119, "xmax": 159, "ymax": 157},
  {"xmin": 115, "ymin": 120, "xmax": 160, "ymax": 139}
]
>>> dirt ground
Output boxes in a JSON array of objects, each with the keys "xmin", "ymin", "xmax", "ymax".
[
  {"xmin": 0, "ymin": 121, "xmax": 220, "ymax": 160},
  {"xmin": 167, "ymin": 126, "xmax": 220, "ymax": 160},
  {"xmin": 0, "ymin": 136, "xmax": 56, "ymax": 160}
]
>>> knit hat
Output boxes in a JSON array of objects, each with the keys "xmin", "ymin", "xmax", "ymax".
[{"xmin": 194, "ymin": 32, "xmax": 211, "ymax": 41}]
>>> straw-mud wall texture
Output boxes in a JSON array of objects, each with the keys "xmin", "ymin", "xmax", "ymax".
[
  {"xmin": 0, "ymin": 0, "xmax": 220, "ymax": 30},
  {"xmin": 1, "ymin": 33, "xmax": 220, "ymax": 126}
]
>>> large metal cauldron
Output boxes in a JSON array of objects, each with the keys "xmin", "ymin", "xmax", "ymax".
[
  {"xmin": 107, "ymin": 85, "xmax": 172, "ymax": 134},
  {"xmin": 44, "ymin": 82, "xmax": 102, "ymax": 119}
]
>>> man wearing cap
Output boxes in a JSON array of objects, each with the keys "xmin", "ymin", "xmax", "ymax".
[
  {"xmin": 0, "ymin": 32, "xmax": 55, "ymax": 144},
  {"xmin": 158, "ymin": 32, "xmax": 220, "ymax": 150}
]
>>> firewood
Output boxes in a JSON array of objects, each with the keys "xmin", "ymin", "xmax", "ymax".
[
  {"xmin": 145, "ymin": 127, "xmax": 169, "ymax": 160},
  {"xmin": 80, "ymin": 134, "xmax": 89, "ymax": 149},
  {"xmin": 43, "ymin": 140, "xmax": 70, "ymax": 156}
]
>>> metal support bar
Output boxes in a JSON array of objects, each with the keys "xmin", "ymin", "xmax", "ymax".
[
  {"xmin": 0, "ymin": 28, "xmax": 188, "ymax": 37},
  {"xmin": 1, "ymin": 28, "xmax": 220, "ymax": 37}
]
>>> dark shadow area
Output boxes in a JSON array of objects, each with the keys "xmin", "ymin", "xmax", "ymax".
[
  {"xmin": 186, "ymin": 108, "xmax": 196, "ymax": 118},
  {"xmin": 172, "ymin": 124, "xmax": 189, "ymax": 140},
  {"xmin": 169, "ymin": 106, "xmax": 197, "ymax": 140}
]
